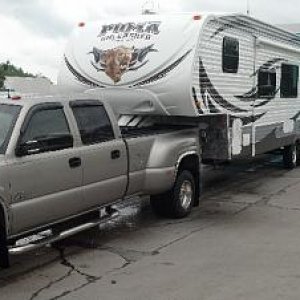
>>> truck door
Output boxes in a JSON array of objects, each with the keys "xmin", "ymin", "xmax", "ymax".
[
  {"xmin": 9, "ymin": 103, "xmax": 83, "ymax": 235},
  {"xmin": 70, "ymin": 101, "xmax": 127, "ymax": 209}
]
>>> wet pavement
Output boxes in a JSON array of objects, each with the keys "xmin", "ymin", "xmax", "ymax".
[{"xmin": 2, "ymin": 155, "xmax": 300, "ymax": 299}]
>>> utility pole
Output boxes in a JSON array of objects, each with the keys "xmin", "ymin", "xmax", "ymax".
[{"xmin": 247, "ymin": 0, "xmax": 250, "ymax": 15}]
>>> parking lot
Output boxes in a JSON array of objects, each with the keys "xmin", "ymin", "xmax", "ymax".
[{"xmin": 1, "ymin": 154, "xmax": 300, "ymax": 300}]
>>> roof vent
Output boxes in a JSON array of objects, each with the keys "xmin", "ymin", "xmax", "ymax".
[{"xmin": 142, "ymin": 0, "xmax": 158, "ymax": 15}]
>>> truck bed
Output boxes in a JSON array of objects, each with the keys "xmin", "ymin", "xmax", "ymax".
[{"xmin": 120, "ymin": 125, "xmax": 194, "ymax": 138}]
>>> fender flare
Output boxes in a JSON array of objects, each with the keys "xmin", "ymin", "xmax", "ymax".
[
  {"xmin": 175, "ymin": 150, "xmax": 198, "ymax": 177},
  {"xmin": 175, "ymin": 151, "xmax": 202, "ymax": 206}
]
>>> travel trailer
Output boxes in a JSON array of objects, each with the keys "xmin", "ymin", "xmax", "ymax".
[{"xmin": 58, "ymin": 12, "xmax": 300, "ymax": 166}]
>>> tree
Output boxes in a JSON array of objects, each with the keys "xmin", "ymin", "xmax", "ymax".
[{"xmin": 0, "ymin": 61, "xmax": 35, "ymax": 89}]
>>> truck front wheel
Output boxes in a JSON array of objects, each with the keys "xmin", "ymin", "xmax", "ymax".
[
  {"xmin": 0, "ymin": 222, "xmax": 9, "ymax": 268},
  {"xmin": 283, "ymin": 144, "xmax": 298, "ymax": 169},
  {"xmin": 150, "ymin": 170, "xmax": 195, "ymax": 218}
]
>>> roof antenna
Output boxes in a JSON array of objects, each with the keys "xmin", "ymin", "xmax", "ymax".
[
  {"xmin": 142, "ymin": 0, "xmax": 158, "ymax": 15},
  {"xmin": 247, "ymin": 0, "xmax": 250, "ymax": 15}
]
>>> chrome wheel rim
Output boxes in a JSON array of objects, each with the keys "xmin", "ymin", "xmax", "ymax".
[
  {"xmin": 293, "ymin": 146, "xmax": 297, "ymax": 165},
  {"xmin": 179, "ymin": 180, "xmax": 193, "ymax": 210}
]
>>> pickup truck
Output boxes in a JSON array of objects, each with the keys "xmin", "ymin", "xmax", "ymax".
[{"xmin": 0, "ymin": 93, "xmax": 201, "ymax": 268}]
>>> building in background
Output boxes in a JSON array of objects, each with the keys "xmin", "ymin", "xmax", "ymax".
[
  {"xmin": 0, "ymin": 76, "xmax": 64, "ymax": 99},
  {"xmin": 4, "ymin": 76, "xmax": 54, "ymax": 94}
]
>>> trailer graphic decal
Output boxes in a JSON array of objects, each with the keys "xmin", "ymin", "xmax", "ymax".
[
  {"xmin": 235, "ymin": 87, "xmax": 257, "ymax": 102},
  {"xmin": 254, "ymin": 97, "xmax": 276, "ymax": 108},
  {"xmin": 131, "ymin": 49, "xmax": 193, "ymax": 87},
  {"xmin": 210, "ymin": 24, "xmax": 235, "ymax": 39},
  {"xmin": 291, "ymin": 111, "xmax": 300, "ymax": 121},
  {"xmin": 251, "ymin": 58, "xmax": 286, "ymax": 77},
  {"xmin": 64, "ymin": 56, "xmax": 105, "ymax": 88},
  {"xmin": 89, "ymin": 44, "xmax": 158, "ymax": 83},
  {"xmin": 235, "ymin": 87, "xmax": 280, "ymax": 106},
  {"xmin": 210, "ymin": 18, "xmax": 254, "ymax": 39},
  {"xmin": 98, "ymin": 21, "xmax": 161, "ymax": 42},
  {"xmin": 240, "ymin": 113, "xmax": 266, "ymax": 125},
  {"xmin": 192, "ymin": 87, "xmax": 204, "ymax": 114},
  {"xmin": 199, "ymin": 58, "xmax": 248, "ymax": 113},
  {"xmin": 235, "ymin": 58, "xmax": 285, "ymax": 105},
  {"xmin": 199, "ymin": 58, "xmax": 267, "ymax": 124}
]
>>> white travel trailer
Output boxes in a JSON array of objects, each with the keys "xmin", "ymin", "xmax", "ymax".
[{"xmin": 58, "ymin": 12, "xmax": 300, "ymax": 166}]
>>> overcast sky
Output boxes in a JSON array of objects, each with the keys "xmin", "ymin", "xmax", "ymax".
[{"xmin": 0, "ymin": 0, "xmax": 299, "ymax": 82}]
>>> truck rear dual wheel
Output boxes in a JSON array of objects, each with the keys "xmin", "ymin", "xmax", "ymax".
[
  {"xmin": 283, "ymin": 144, "xmax": 298, "ymax": 169},
  {"xmin": 150, "ymin": 170, "xmax": 195, "ymax": 218}
]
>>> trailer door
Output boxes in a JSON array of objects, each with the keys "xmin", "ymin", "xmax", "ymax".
[
  {"xmin": 251, "ymin": 35, "xmax": 258, "ymax": 157},
  {"xmin": 252, "ymin": 37, "xmax": 279, "ymax": 156}
]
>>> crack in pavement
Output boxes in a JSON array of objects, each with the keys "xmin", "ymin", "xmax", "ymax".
[
  {"xmin": 0, "ymin": 254, "xmax": 62, "ymax": 287},
  {"xmin": 228, "ymin": 179, "xmax": 300, "ymax": 216},
  {"xmin": 97, "ymin": 246, "xmax": 158, "ymax": 263},
  {"xmin": 29, "ymin": 247, "xmax": 101, "ymax": 300},
  {"xmin": 44, "ymin": 252, "xmax": 131, "ymax": 300},
  {"xmin": 265, "ymin": 204, "xmax": 300, "ymax": 212},
  {"xmin": 58, "ymin": 248, "xmax": 99, "ymax": 282},
  {"xmin": 155, "ymin": 223, "xmax": 216, "ymax": 253},
  {"xmin": 29, "ymin": 268, "xmax": 73, "ymax": 300},
  {"xmin": 51, "ymin": 238, "xmax": 158, "ymax": 264}
]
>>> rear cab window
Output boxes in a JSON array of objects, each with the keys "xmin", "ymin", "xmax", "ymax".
[{"xmin": 70, "ymin": 101, "xmax": 115, "ymax": 145}]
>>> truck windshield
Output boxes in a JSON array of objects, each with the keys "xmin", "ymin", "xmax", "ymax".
[{"xmin": 0, "ymin": 104, "xmax": 21, "ymax": 154}]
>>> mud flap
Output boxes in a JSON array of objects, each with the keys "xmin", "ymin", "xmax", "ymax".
[{"xmin": 200, "ymin": 114, "xmax": 230, "ymax": 162}]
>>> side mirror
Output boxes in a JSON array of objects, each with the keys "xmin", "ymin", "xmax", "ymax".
[{"xmin": 15, "ymin": 140, "xmax": 42, "ymax": 157}]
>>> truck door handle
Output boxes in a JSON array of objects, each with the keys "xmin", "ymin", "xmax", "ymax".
[
  {"xmin": 69, "ymin": 157, "xmax": 81, "ymax": 168},
  {"xmin": 111, "ymin": 150, "xmax": 121, "ymax": 160}
]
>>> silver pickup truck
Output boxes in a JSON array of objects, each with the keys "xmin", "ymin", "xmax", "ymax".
[{"xmin": 0, "ymin": 93, "xmax": 201, "ymax": 268}]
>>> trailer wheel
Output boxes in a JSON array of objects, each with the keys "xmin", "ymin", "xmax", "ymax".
[
  {"xmin": 283, "ymin": 144, "xmax": 297, "ymax": 169},
  {"xmin": 150, "ymin": 170, "xmax": 195, "ymax": 218}
]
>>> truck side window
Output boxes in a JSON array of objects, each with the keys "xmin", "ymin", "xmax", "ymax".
[
  {"xmin": 222, "ymin": 36, "xmax": 239, "ymax": 73},
  {"xmin": 22, "ymin": 108, "xmax": 71, "ymax": 144},
  {"xmin": 258, "ymin": 69, "xmax": 276, "ymax": 98},
  {"xmin": 71, "ymin": 105, "xmax": 115, "ymax": 145},
  {"xmin": 280, "ymin": 64, "xmax": 299, "ymax": 98}
]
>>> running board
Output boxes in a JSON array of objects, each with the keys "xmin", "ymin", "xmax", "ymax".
[{"xmin": 8, "ymin": 207, "xmax": 119, "ymax": 255}]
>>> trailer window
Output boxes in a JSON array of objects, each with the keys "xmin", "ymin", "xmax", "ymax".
[
  {"xmin": 280, "ymin": 64, "xmax": 299, "ymax": 98},
  {"xmin": 258, "ymin": 70, "xmax": 276, "ymax": 98},
  {"xmin": 222, "ymin": 37, "xmax": 239, "ymax": 73}
]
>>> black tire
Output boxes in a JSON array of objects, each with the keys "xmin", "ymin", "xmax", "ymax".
[
  {"xmin": 150, "ymin": 170, "xmax": 195, "ymax": 219},
  {"xmin": 150, "ymin": 194, "xmax": 168, "ymax": 217},
  {"xmin": 283, "ymin": 144, "xmax": 297, "ymax": 169},
  {"xmin": 0, "ymin": 226, "xmax": 9, "ymax": 269}
]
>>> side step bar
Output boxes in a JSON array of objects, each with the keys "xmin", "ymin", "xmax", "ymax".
[{"xmin": 8, "ymin": 207, "xmax": 119, "ymax": 255}]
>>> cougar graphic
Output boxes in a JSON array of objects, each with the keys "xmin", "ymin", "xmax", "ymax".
[{"xmin": 90, "ymin": 44, "xmax": 158, "ymax": 83}]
